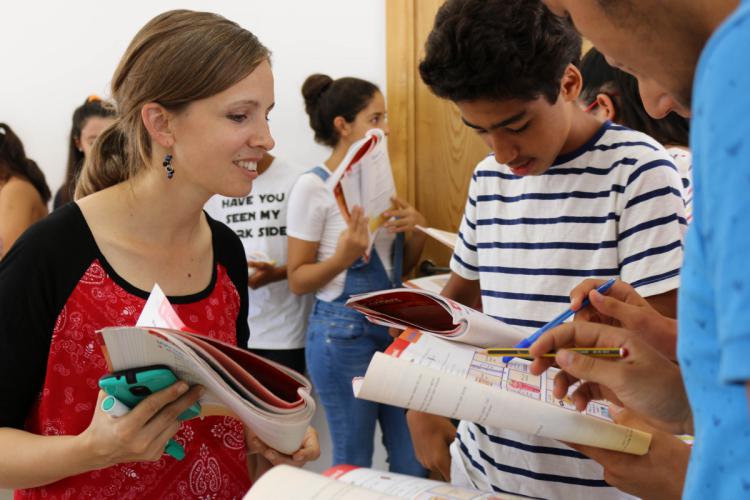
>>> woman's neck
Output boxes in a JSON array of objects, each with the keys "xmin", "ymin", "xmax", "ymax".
[{"xmin": 80, "ymin": 166, "xmax": 209, "ymax": 248}]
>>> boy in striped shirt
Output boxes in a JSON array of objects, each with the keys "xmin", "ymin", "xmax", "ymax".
[{"xmin": 410, "ymin": 0, "xmax": 687, "ymax": 498}]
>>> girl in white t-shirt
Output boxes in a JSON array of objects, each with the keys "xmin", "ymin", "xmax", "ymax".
[{"xmin": 286, "ymin": 74, "xmax": 427, "ymax": 475}]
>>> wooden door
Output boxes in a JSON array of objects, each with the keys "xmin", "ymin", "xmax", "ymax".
[{"xmin": 386, "ymin": 0, "xmax": 490, "ymax": 272}]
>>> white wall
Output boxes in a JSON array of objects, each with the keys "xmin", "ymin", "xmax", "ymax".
[{"xmin": 0, "ymin": 0, "xmax": 386, "ymax": 201}]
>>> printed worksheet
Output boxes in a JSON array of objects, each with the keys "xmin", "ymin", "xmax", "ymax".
[{"xmin": 386, "ymin": 329, "xmax": 611, "ymax": 421}]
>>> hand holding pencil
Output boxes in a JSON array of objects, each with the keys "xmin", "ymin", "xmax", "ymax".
[
  {"xmin": 569, "ymin": 278, "xmax": 678, "ymax": 360},
  {"xmin": 501, "ymin": 278, "xmax": 616, "ymax": 363},
  {"xmin": 485, "ymin": 347, "xmax": 624, "ymax": 359},
  {"xmin": 526, "ymin": 320, "xmax": 693, "ymax": 436}
]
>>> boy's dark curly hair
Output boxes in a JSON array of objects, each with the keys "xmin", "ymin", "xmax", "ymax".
[{"xmin": 419, "ymin": 0, "xmax": 581, "ymax": 104}]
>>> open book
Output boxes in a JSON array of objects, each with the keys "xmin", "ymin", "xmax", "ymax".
[
  {"xmin": 245, "ymin": 464, "xmax": 525, "ymax": 499},
  {"xmin": 327, "ymin": 128, "xmax": 396, "ymax": 256},
  {"xmin": 345, "ymin": 287, "xmax": 526, "ymax": 348},
  {"xmin": 96, "ymin": 285, "xmax": 315, "ymax": 455},
  {"xmin": 352, "ymin": 329, "xmax": 651, "ymax": 456},
  {"xmin": 416, "ymin": 225, "xmax": 458, "ymax": 250}
]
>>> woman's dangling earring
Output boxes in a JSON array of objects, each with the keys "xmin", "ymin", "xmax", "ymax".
[{"xmin": 163, "ymin": 154, "xmax": 174, "ymax": 179}]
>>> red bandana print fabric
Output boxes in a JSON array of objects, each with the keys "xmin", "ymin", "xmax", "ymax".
[{"xmin": 17, "ymin": 261, "xmax": 251, "ymax": 499}]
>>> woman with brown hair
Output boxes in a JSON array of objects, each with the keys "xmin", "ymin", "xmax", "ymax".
[
  {"xmin": 0, "ymin": 123, "xmax": 50, "ymax": 258},
  {"xmin": 0, "ymin": 10, "xmax": 318, "ymax": 498}
]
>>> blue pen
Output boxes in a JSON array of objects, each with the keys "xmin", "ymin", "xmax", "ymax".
[{"xmin": 502, "ymin": 278, "xmax": 617, "ymax": 363}]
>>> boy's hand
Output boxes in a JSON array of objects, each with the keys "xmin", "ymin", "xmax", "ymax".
[
  {"xmin": 569, "ymin": 279, "xmax": 677, "ymax": 359},
  {"xmin": 564, "ymin": 405, "xmax": 689, "ymax": 500},
  {"xmin": 528, "ymin": 321, "xmax": 692, "ymax": 435},
  {"xmin": 406, "ymin": 410, "xmax": 455, "ymax": 480}
]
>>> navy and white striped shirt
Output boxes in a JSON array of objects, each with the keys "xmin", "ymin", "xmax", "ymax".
[{"xmin": 449, "ymin": 121, "xmax": 686, "ymax": 499}]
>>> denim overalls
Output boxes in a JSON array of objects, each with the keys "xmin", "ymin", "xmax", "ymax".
[{"xmin": 304, "ymin": 166, "xmax": 425, "ymax": 475}]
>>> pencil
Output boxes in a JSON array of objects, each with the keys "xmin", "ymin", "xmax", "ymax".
[
  {"xmin": 484, "ymin": 347, "xmax": 624, "ymax": 358},
  {"xmin": 502, "ymin": 278, "xmax": 618, "ymax": 363}
]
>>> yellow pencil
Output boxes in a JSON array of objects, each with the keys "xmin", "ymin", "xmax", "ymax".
[{"xmin": 483, "ymin": 347, "xmax": 625, "ymax": 358}]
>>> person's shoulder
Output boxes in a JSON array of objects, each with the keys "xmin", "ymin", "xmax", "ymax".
[
  {"xmin": 17, "ymin": 202, "xmax": 86, "ymax": 245},
  {"xmin": 598, "ymin": 123, "xmax": 665, "ymax": 152},
  {"xmin": 1, "ymin": 203, "xmax": 94, "ymax": 272},
  {"xmin": 705, "ymin": 3, "xmax": 750, "ymax": 67},
  {"xmin": 594, "ymin": 124, "xmax": 675, "ymax": 166},
  {"xmin": 0, "ymin": 177, "xmax": 43, "ymax": 206},
  {"xmin": 289, "ymin": 167, "xmax": 329, "ymax": 196},
  {"xmin": 666, "ymin": 145, "xmax": 692, "ymax": 163},
  {"xmin": 205, "ymin": 213, "xmax": 248, "ymax": 301},
  {"xmin": 206, "ymin": 212, "xmax": 241, "ymax": 249}
]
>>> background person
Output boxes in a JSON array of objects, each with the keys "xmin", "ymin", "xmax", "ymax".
[
  {"xmin": 204, "ymin": 151, "xmax": 313, "ymax": 373},
  {"xmin": 286, "ymin": 73, "xmax": 427, "ymax": 475},
  {"xmin": 0, "ymin": 123, "xmax": 50, "ymax": 259},
  {"xmin": 53, "ymin": 96, "xmax": 117, "ymax": 210},
  {"xmin": 579, "ymin": 47, "xmax": 693, "ymax": 222}
]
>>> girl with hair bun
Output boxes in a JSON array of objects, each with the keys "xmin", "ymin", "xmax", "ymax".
[
  {"xmin": 0, "ymin": 10, "xmax": 318, "ymax": 498},
  {"xmin": 287, "ymin": 73, "xmax": 427, "ymax": 475},
  {"xmin": 0, "ymin": 123, "xmax": 50, "ymax": 259},
  {"xmin": 53, "ymin": 96, "xmax": 117, "ymax": 209}
]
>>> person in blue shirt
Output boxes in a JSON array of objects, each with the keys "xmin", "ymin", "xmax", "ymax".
[{"xmin": 532, "ymin": 1, "xmax": 750, "ymax": 499}]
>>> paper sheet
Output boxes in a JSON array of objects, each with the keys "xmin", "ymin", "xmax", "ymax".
[{"xmin": 388, "ymin": 331, "xmax": 612, "ymax": 419}]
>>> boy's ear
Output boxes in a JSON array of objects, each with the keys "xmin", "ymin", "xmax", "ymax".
[
  {"xmin": 560, "ymin": 63, "xmax": 583, "ymax": 102},
  {"xmin": 596, "ymin": 93, "xmax": 617, "ymax": 121},
  {"xmin": 141, "ymin": 102, "xmax": 175, "ymax": 149}
]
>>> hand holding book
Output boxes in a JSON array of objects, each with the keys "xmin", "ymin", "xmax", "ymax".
[
  {"xmin": 96, "ymin": 285, "xmax": 317, "ymax": 455},
  {"xmin": 382, "ymin": 196, "xmax": 426, "ymax": 234},
  {"xmin": 332, "ymin": 205, "xmax": 370, "ymax": 268}
]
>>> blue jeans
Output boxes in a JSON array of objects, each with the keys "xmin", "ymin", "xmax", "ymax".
[{"xmin": 306, "ymin": 299, "xmax": 426, "ymax": 475}]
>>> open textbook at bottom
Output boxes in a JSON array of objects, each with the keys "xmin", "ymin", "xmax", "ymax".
[
  {"xmin": 352, "ymin": 329, "xmax": 651, "ymax": 456},
  {"xmin": 95, "ymin": 285, "xmax": 316, "ymax": 455},
  {"xmin": 245, "ymin": 464, "xmax": 525, "ymax": 499}
]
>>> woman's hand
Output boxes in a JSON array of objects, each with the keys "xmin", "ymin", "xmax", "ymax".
[
  {"xmin": 332, "ymin": 206, "xmax": 370, "ymax": 268},
  {"xmin": 79, "ymin": 384, "xmax": 203, "ymax": 470},
  {"xmin": 383, "ymin": 196, "xmax": 427, "ymax": 234},
  {"xmin": 245, "ymin": 426, "xmax": 320, "ymax": 480}
]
